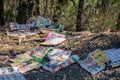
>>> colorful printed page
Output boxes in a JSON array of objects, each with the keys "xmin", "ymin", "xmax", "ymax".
[
  {"xmin": 43, "ymin": 55, "xmax": 79, "ymax": 73},
  {"xmin": 90, "ymin": 49, "xmax": 108, "ymax": 67},
  {"xmin": 31, "ymin": 47, "xmax": 53, "ymax": 60},
  {"xmin": 10, "ymin": 53, "xmax": 32, "ymax": 67},
  {"xmin": 78, "ymin": 56, "xmax": 105, "ymax": 74},
  {"xmin": 11, "ymin": 59, "xmax": 40, "ymax": 73},
  {"xmin": 103, "ymin": 48, "xmax": 120, "ymax": 67},
  {"xmin": 47, "ymin": 48, "xmax": 72, "ymax": 61},
  {"xmin": 17, "ymin": 60, "xmax": 40, "ymax": 73},
  {"xmin": 10, "ymin": 53, "xmax": 40, "ymax": 73},
  {"xmin": 41, "ymin": 32, "xmax": 66, "ymax": 45},
  {"xmin": 0, "ymin": 72, "xmax": 26, "ymax": 80}
]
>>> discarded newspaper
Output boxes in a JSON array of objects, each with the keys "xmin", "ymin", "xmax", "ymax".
[
  {"xmin": 78, "ymin": 49, "xmax": 108, "ymax": 74},
  {"xmin": 78, "ymin": 55, "xmax": 105, "ymax": 74},
  {"xmin": 47, "ymin": 48, "xmax": 72, "ymax": 61},
  {"xmin": 10, "ymin": 53, "xmax": 40, "ymax": 73},
  {"xmin": 43, "ymin": 55, "xmax": 79, "ymax": 73},
  {"xmin": 0, "ymin": 72, "xmax": 26, "ymax": 80},
  {"xmin": 30, "ymin": 47, "xmax": 53, "ymax": 61},
  {"xmin": 41, "ymin": 32, "xmax": 66, "ymax": 45},
  {"xmin": 103, "ymin": 48, "xmax": 120, "ymax": 67},
  {"xmin": 90, "ymin": 49, "xmax": 109, "ymax": 67}
]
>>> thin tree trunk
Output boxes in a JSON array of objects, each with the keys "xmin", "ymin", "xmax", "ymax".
[
  {"xmin": 76, "ymin": 0, "xmax": 84, "ymax": 31},
  {"xmin": 43, "ymin": 0, "xmax": 48, "ymax": 17},
  {"xmin": 51, "ymin": 0, "xmax": 55, "ymax": 19},
  {"xmin": 117, "ymin": 14, "xmax": 120, "ymax": 29},
  {"xmin": 0, "ymin": 0, "xmax": 5, "ymax": 26},
  {"xmin": 35, "ymin": 0, "xmax": 40, "ymax": 16}
]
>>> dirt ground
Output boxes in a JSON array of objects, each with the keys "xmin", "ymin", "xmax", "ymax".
[{"xmin": 0, "ymin": 29, "xmax": 120, "ymax": 80}]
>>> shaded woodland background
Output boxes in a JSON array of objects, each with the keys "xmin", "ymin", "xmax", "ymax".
[{"xmin": 0, "ymin": 0, "xmax": 120, "ymax": 32}]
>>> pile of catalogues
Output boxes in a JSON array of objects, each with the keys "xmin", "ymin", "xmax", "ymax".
[
  {"xmin": 78, "ymin": 49, "xmax": 109, "ymax": 74},
  {"xmin": 78, "ymin": 48, "xmax": 120, "ymax": 74},
  {"xmin": 0, "ymin": 45, "xmax": 120, "ymax": 76},
  {"xmin": 5, "ymin": 47, "xmax": 79, "ymax": 74},
  {"xmin": 42, "ymin": 48, "xmax": 79, "ymax": 73}
]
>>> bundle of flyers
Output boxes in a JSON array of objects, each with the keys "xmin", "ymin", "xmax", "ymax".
[
  {"xmin": 43, "ymin": 55, "xmax": 79, "ymax": 73},
  {"xmin": 30, "ymin": 47, "xmax": 53, "ymax": 61},
  {"xmin": 78, "ymin": 49, "xmax": 109, "ymax": 74},
  {"xmin": 10, "ymin": 53, "xmax": 40, "ymax": 73},
  {"xmin": 47, "ymin": 48, "xmax": 72, "ymax": 61},
  {"xmin": 41, "ymin": 32, "xmax": 66, "ymax": 45},
  {"xmin": 0, "ymin": 72, "xmax": 26, "ymax": 80}
]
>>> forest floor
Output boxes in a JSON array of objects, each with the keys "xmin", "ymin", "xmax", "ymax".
[{"xmin": 0, "ymin": 28, "xmax": 120, "ymax": 80}]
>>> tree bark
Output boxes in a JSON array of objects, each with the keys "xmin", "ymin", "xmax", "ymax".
[
  {"xmin": 35, "ymin": 0, "xmax": 40, "ymax": 16},
  {"xmin": 0, "ymin": 0, "xmax": 5, "ymax": 26},
  {"xmin": 116, "ymin": 14, "xmax": 120, "ymax": 29},
  {"xmin": 43, "ymin": 0, "xmax": 48, "ymax": 17},
  {"xmin": 76, "ymin": 0, "xmax": 84, "ymax": 31}
]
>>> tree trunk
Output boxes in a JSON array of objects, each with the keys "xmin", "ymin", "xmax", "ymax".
[
  {"xmin": 76, "ymin": 0, "xmax": 84, "ymax": 31},
  {"xmin": 116, "ymin": 14, "xmax": 120, "ymax": 29},
  {"xmin": 35, "ymin": 0, "xmax": 40, "ymax": 16},
  {"xmin": 43, "ymin": 0, "xmax": 48, "ymax": 17},
  {"xmin": 0, "ymin": 0, "xmax": 5, "ymax": 26}
]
